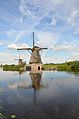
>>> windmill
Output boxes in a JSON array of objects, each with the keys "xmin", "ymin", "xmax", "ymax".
[
  {"xmin": 14, "ymin": 54, "xmax": 24, "ymax": 65},
  {"xmin": 17, "ymin": 32, "xmax": 47, "ymax": 71}
]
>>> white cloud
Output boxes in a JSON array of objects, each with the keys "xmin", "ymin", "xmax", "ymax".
[
  {"xmin": 19, "ymin": 0, "xmax": 64, "ymax": 19},
  {"xmin": 0, "ymin": 52, "xmax": 17, "ymax": 64},
  {"xmin": 52, "ymin": 44, "xmax": 73, "ymax": 51},
  {"xmin": 18, "ymin": 0, "xmax": 79, "ymax": 35},
  {"xmin": 19, "ymin": 0, "xmax": 37, "ymax": 18},
  {"xmin": 42, "ymin": 52, "xmax": 79, "ymax": 63},
  {"xmin": 7, "ymin": 43, "xmax": 29, "ymax": 49},
  {"xmin": 0, "ymin": 50, "xmax": 30, "ymax": 65},
  {"xmin": 36, "ymin": 32, "xmax": 79, "ymax": 53},
  {"xmin": 36, "ymin": 31, "xmax": 60, "ymax": 48},
  {"xmin": 50, "ymin": 17, "xmax": 58, "ymax": 26},
  {"xmin": 74, "ymin": 28, "xmax": 79, "ymax": 35},
  {"xmin": 6, "ymin": 29, "xmax": 29, "ymax": 42},
  {"xmin": 8, "ymin": 43, "xmax": 17, "ymax": 49},
  {"xmin": 68, "ymin": 9, "xmax": 79, "ymax": 26},
  {"xmin": 66, "ymin": 53, "xmax": 79, "ymax": 62},
  {"xmin": 50, "ymin": 41, "xmax": 79, "ymax": 52},
  {"xmin": 42, "ymin": 56, "xmax": 67, "ymax": 63},
  {"xmin": 15, "ymin": 31, "xmax": 27, "ymax": 42},
  {"xmin": 6, "ymin": 29, "xmax": 19, "ymax": 42},
  {"xmin": 0, "ymin": 41, "xmax": 3, "ymax": 46},
  {"xmin": 1, "ymin": 0, "xmax": 79, "ymax": 64}
]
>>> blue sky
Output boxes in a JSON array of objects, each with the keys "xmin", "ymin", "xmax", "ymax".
[{"xmin": 0, "ymin": 0, "xmax": 79, "ymax": 64}]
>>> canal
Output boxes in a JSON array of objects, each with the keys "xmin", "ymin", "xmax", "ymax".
[{"xmin": 0, "ymin": 69, "xmax": 79, "ymax": 119}]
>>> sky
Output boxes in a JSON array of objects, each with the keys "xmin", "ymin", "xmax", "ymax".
[{"xmin": 0, "ymin": 0, "xmax": 79, "ymax": 64}]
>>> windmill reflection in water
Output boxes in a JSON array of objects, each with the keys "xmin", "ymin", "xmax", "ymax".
[{"xmin": 9, "ymin": 71, "xmax": 48, "ymax": 105}]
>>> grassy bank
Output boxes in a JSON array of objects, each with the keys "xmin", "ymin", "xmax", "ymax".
[
  {"xmin": 43, "ymin": 61, "xmax": 79, "ymax": 72},
  {"xmin": 3, "ymin": 64, "xmax": 25, "ymax": 71},
  {"xmin": 43, "ymin": 63, "xmax": 57, "ymax": 70},
  {"xmin": 3, "ymin": 61, "xmax": 79, "ymax": 72}
]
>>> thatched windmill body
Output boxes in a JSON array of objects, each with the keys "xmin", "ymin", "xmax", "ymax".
[{"xmin": 17, "ymin": 32, "xmax": 47, "ymax": 71}]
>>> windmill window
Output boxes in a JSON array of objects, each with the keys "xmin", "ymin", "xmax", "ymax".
[
  {"xmin": 26, "ymin": 66, "xmax": 31, "ymax": 71},
  {"xmin": 38, "ymin": 66, "xmax": 40, "ymax": 70}
]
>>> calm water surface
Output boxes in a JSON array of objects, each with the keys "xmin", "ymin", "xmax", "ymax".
[{"xmin": 0, "ymin": 69, "xmax": 79, "ymax": 119}]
